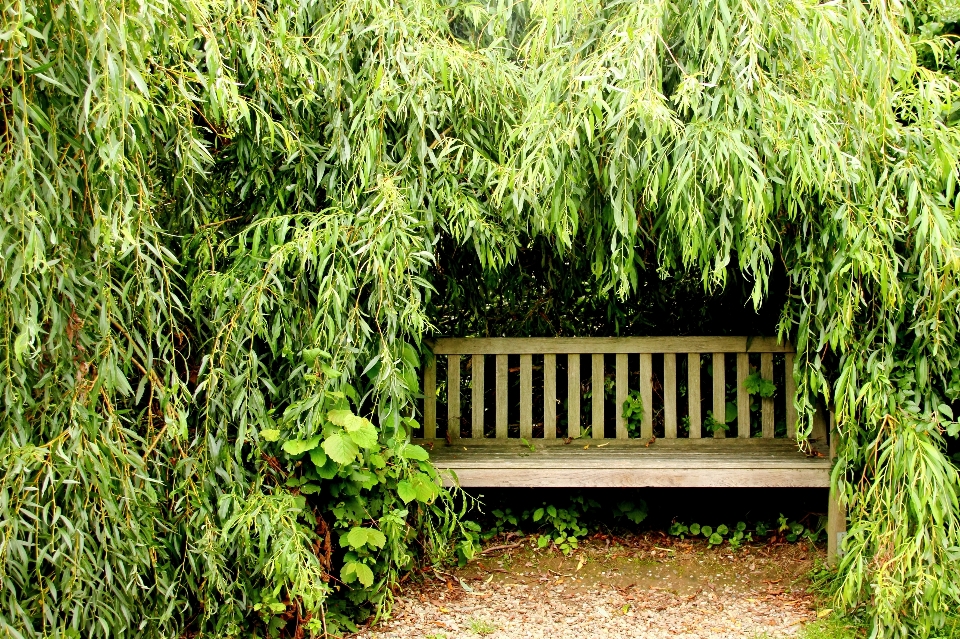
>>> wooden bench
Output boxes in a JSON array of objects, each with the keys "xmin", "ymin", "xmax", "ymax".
[{"xmin": 415, "ymin": 337, "xmax": 845, "ymax": 562}]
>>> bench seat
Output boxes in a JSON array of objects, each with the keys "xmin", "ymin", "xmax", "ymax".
[{"xmin": 414, "ymin": 438, "xmax": 830, "ymax": 488}]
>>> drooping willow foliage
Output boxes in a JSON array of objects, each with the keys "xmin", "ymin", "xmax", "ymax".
[{"xmin": 2, "ymin": 0, "xmax": 960, "ymax": 636}]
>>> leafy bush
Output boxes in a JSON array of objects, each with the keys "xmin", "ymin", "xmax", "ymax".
[{"xmin": 4, "ymin": 0, "xmax": 960, "ymax": 636}]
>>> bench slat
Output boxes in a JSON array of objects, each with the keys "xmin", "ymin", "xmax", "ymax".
[
  {"xmin": 568, "ymin": 354, "xmax": 580, "ymax": 438},
  {"xmin": 592, "ymin": 354, "xmax": 604, "ymax": 439},
  {"xmin": 448, "ymin": 355, "xmax": 460, "ymax": 439},
  {"xmin": 713, "ymin": 353, "xmax": 726, "ymax": 439},
  {"xmin": 639, "ymin": 353, "xmax": 653, "ymax": 439},
  {"xmin": 432, "ymin": 336, "xmax": 792, "ymax": 355},
  {"xmin": 544, "ymin": 354, "xmax": 557, "ymax": 439},
  {"xmin": 737, "ymin": 352, "xmax": 750, "ymax": 438},
  {"xmin": 472, "ymin": 354, "xmax": 484, "ymax": 438},
  {"xmin": 785, "ymin": 352, "xmax": 797, "ymax": 438},
  {"xmin": 520, "ymin": 354, "xmax": 532, "ymax": 439},
  {"xmin": 688, "ymin": 353, "xmax": 701, "ymax": 439},
  {"xmin": 762, "ymin": 352, "xmax": 775, "ymax": 438},
  {"xmin": 496, "ymin": 354, "xmax": 508, "ymax": 439},
  {"xmin": 664, "ymin": 353, "xmax": 677, "ymax": 438},
  {"xmin": 416, "ymin": 438, "xmax": 829, "ymax": 488},
  {"xmin": 424, "ymin": 356, "xmax": 436, "ymax": 439},
  {"xmin": 616, "ymin": 353, "xmax": 628, "ymax": 439}
]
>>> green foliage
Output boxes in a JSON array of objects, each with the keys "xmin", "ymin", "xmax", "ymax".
[
  {"xmin": 705, "ymin": 410, "xmax": 731, "ymax": 434},
  {"xmin": 670, "ymin": 517, "xmax": 818, "ymax": 550},
  {"xmin": 744, "ymin": 372, "xmax": 777, "ymax": 399},
  {"xmin": 486, "ymin": 495, "xmax": 647, "ymax": 555},
  {"xmin": 622, "ymin": 390, "xmax": 645, "ymax": 438},
  {"xmin": 467, "ymin": 618, "xmax": 498, "ymax": 635},
  {"xmin": 4, "ymin": 0, "xmax": 960, "ymax": 636}
]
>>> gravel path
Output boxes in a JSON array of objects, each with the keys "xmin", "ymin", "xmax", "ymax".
[{"xmin": 353, "ymin": 535, "xmax": 822, "ymax": 639}]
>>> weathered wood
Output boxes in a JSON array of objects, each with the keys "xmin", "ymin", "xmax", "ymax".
[
  {"xmin": 416, "ymin": 438, "xmax": 830, "ymax": 488},
  {"xmin": 785, "ymin": 352, "xmax": 797, "ymax": 439},
  {"xmin": 424, "ymin": 355, "xmax": 436, "ymax": 439},
  {"xmin": 567, "ymin": 354, "xmax": 580, "ymax": 438},
  {"xmin": 761, "ymin": 353, "xmax": 774, "ymax": 438},
  {"xmin": 432, "ymin": 336, "xmax": 793, "ymax": 355},
  {"xmin": 496, "ymin": 354, "xmax": 508, "ymax": 439},
  {"xmin": 448, "ymin": 355, "xmax": 460, "ymax": 439},
  {"xmin": 713, "ymin": 353, "xmax": 726, "ymax": 439},
  {"xmin": 737, "ymin": 352, "xmax": 750, "ymax": 438},
  {"xmin": 616, "ymin": 353, "xmax": 628, "ymax": 439},
  {"xmin": 544, "ymin": 354, "xmax": 557, "ymax": 439},
  {"xmin": 520, "ymin": 354, "xmax": 532, "ymax": 439},
  {"xmin": 592, "ymin": 354, "xmax": 604, "ymax": 439},
  {"xmin": 433, "ymin": 468, "xmax": 829, "ymax": 488},
  {"xmin": 639, "ymin": 353, "xmax": 653, "ymax": 440},
  {"xmin": 471, "ymin": 354, "xmax": 484, "ymax": 438},
  {"xmin": 664, "ymin": 353, "xmax": 677, "ymax": 439},
  {"xmin": 827, "ymin": 409, "xmax": 846, "ymax": 565},
  {"xmin": 688, "ymin": 353, "xmax": 701, "ymax": 439}
]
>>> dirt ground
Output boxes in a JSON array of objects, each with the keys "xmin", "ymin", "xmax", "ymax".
[{"xmin": 351, "ymin": 534, "xmax": 826, "ymax": 639}]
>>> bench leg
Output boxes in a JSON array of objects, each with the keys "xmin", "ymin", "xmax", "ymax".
[
  {"xmin": 826, "ymin": 406, "xmax": 846, "ymax": 566},
  {"xmin": 827, "ymin": 484, "xmax": 845, "ymax": 566}
]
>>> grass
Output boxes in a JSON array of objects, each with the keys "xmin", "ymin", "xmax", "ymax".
[
  {"xmin": 788, "ymin": 612, "xmax": 960, "ymax": 639},
  {"xmin": 796, "ymin": 613, "xmax": 865, "ymax": 639},
  {"xmin": 467, "ymin": 617, "xmax": 498, "ymax": 635}
]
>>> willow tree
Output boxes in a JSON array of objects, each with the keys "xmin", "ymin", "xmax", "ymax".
[{"xmin": 2, "ymin": 0, "xmax": 959, "ymax": 637}]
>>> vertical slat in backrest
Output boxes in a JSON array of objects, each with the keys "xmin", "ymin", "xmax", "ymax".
[
  {"xmin": 761, "ymin": 353, "xmax": 775, "ymax": 438},
  {"xmin": 638, "ymin": 353, "xmax": 653, "ymax": 439},
  {"xmin": 591, "ymin": 354, "xmax": 604, "ymax": 439},
  {"xmin": 426, "ymin": 338, "xmax": 794, "ymax": 441},
  {"xmin": 712, "ymin": 352, "xmax": 726, "ymax": 439},
  {"xmin": 423, "ymin": 356, "xmax": 436, "ymax": 439},
  {"xmin": 447, "ymin": 355, "xmax": 460, "ymax": 438},
  {"xmin": 495, "ymin": 354, "xmax": 508, "ymax": 438},
  {"xmin": 567, "ymin": 354, "xmax": 580, "ymax": 438},
  {"xmin": 520, "ymin": 355, "xmax": 533, "ymax": 439},
  {"xmin": 663, "ymin": 353, "xmax": 677, "ymax": 439},
  {"xmin": 784, "ymin": 352, "xmax": 797, "ymax": 438},
  {"xmin": 615, "ymin": 354, "xmax": 628, "ymax": 439},
  {"xmin": 688, "ymin": 353, "xmax": 701, "ymax": 438},
  {"xmin": 736, "ymin": 352, "xmax": 750, "ymax": 438},
  {"xmin": 544, "ymin": 354, "xmax": 557, "ymax": 438},
  {"xmin": 471, "ymin": 354, "xmax": 483, "ymax": 438}
]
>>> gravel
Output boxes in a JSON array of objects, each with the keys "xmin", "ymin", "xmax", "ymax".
[{"xmin": 351, "ymin": 535, "xmax": 821, "ymax": 639}]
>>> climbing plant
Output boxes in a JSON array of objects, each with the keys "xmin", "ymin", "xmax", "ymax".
[{"xmin": 2, "ymin": 0, "xmax": 960, "ymax": 637}]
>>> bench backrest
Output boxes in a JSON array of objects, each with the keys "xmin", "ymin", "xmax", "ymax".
[{"xmin": 421, "ymin": 337, "xmax": 799, "ymax": 441}]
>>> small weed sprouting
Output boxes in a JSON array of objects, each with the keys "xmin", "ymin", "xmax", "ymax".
[
  {"xmin": 468, "ymin": 618, "xmax": 497, "ymax": 635},
  {"xmin": 669, "ymin": 516, "xmax": 818, "ymax": 549},
  {"xmin": 704, "ymin": 411, "xmax": 730, "ymax": 434}
]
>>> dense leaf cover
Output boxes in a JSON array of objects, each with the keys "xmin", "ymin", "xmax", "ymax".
[{"xmin": 2, "ymin": 0, "xmax": 960, "ymax": 637}]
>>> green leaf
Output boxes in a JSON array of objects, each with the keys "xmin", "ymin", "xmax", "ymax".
[
  {"xmin": 340, "ymin": 561, "xmax": 358, "ymax": 584},
  {"xmin": 260, "ymin": 429, "xmax": 281, "ymax": 442},
  {"xmin": 397, "ymin": 480, "xmax": 417, "ymax": 504},
  {"xmin": 401, "ymin": 444, "xmax": 429, "ymax": 461},
  {"xmin": 346, "ymin": 527, "xmax": 387, "ymax": 550},
  {"xmin": 322, "ymin": 432, "xmax": 360, "ymax": 464},
  {"xmin": 308, "ymin": 446, "xmax": 327, "ymax": 468},
  {"xmin": 282, "ymin": 435, "xmax": 321, "ymax": 456},
  {"xmin": 354, "ymin": 562, "xmax": 375, "ymax": 587},
  {"xmin": 330, "ymin": 410, "xmax": 379, "ymax": 449}
]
